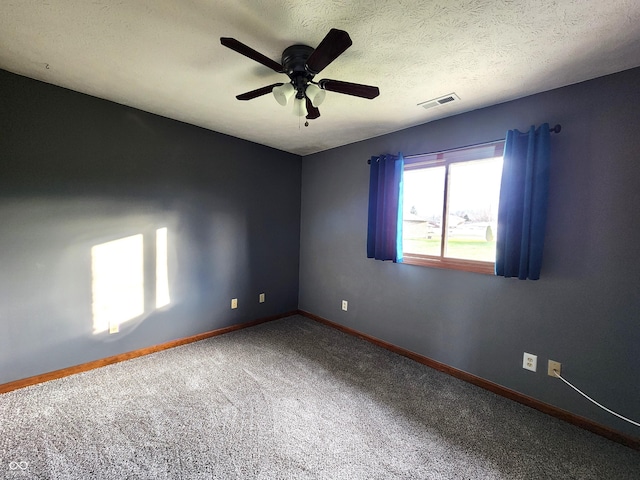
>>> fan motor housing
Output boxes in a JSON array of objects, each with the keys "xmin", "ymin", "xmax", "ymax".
[{"xmin": 282, "ymin": 45, "xmax": 315, "ymax": 97}]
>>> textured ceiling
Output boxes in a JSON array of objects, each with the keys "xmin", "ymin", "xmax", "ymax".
[{"xmin": 1, "ymin": 1, "xmax": 640, "ymax": 156}]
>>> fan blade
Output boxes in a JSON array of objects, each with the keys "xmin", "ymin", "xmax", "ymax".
[
  {"xmin": 306, "ymin": 29, "xmax": 352, "ymax": 74},
  {"xmin": 318, "ymin": 79, "xmax": 380, "ymax": 99},
  {"xmin": 220, "ymin": 37, "xmax": 284, "ymax": 73},
  {"xmin": 305, "ymin": 97, "xmax": 320, "ymax": 119},
  {"xmin": 236, "ymin": 83, "xmax": 283, "ymax": 101}
]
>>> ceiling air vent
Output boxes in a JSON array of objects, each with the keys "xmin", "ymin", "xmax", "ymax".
[{"xmin": 418, "ymin": 93, "xmax": 460, "ymax": 110}]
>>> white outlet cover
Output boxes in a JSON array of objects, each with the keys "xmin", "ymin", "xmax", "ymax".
[
  {"xmin": 259, "ymin": 293, "xmax": 265, "ymax": 303},
  {"xmin": 341, "ymin": 300, "xmax": 348, "ymax": 311},
  {"xmin": 523, "ymin": 352, "xmax": 537, "ymax": 372},
  {"xmin": 231, "ymin": 298, "xmax": 238, "ymax": 309}
]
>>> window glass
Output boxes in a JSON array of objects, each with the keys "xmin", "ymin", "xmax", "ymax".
[
  {"xmin": 403, "ymin": 166, "xmax": 445, "ymax": 257},
  {"xmin": 402, "ymin": 141, "xmax": 504, "ymax": 273},
  {"xmin": 446, "ymin": 158, "xmax": 503, "ymax": 262}
]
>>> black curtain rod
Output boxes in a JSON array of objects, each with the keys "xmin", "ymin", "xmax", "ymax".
[{"xmin": 367, "ymin": 124, "xmax": 561, "ymax": 164}]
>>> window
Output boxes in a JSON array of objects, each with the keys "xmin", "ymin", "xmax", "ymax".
[{"xmin": 402, "ymin": 141, "xmax": 504, "ymax": 274}]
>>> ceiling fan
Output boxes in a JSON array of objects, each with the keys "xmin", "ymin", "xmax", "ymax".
[{"xmin": 220, "ymin": 29, "xmax": 380, "ymax": 121}]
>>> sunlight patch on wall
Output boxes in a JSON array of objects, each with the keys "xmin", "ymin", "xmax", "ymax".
[
  {"xmin": 91, "ymin": 227, "xmax": 171, "ymax": 335},
  {"xmin": 91, "ymin": 234, "xmax": 144, "ymax": 334},
  {"xmin": 156, "ymin": 227, "xmax": 170, "ymax": 308}
]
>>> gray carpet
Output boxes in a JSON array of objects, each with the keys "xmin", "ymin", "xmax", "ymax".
[{"xmin": 1, "ymin": 315, "xmax": 638, "ymax": 479}]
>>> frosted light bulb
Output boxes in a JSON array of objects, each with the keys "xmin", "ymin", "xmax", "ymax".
[
  {"xmin": 306, "ymin": 83, "xmax": 326, "ymax": 107},
  {"xmin": 293, "ymin": 97, "xmax": 307, "ymax": 117},
  {"xmin": 272, "ymin": 83, "xmax": 294, "ymax": 106}
]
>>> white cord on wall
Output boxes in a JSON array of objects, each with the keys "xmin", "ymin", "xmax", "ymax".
[{"xmin": 553, "ymin": 370, "xmax": 640, "ymax": 427}]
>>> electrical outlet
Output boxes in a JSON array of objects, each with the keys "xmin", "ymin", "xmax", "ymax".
[
  {"xmin": 109, "ymin": 322, "xmax": 119, "ymax": 334},
  {"xmin": 259, "ymin": 293, "xmax": 265, "ymax": 303},
  {"xmin": 523, "ymin": 352, "xmax": 537, "ymax": 372},
  {"xmin": 231, "ymin": 298, "xmax": 238, "ymax": 309},
  {"xmin": 341, "ymin": 300, "xmax": 348, "ymax": 311},
  {"xmin": 548, "ymin": 360, "xmax": 561, "ymax": 377}
]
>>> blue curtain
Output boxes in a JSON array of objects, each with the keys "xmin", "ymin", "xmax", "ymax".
[
  {"xmin": 496, "ymin": 123, "xmax": 551, "ymax": 280},
  {"xmin": 367, "ymin": 153, "xmax": 404, "ymax": 262}
]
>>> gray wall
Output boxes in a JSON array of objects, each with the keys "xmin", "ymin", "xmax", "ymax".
[
  {"xmin": 0, "ymin": 69, "xmax": 301, "ymax": 385},
  {"xmin": 3, "ymin": 63, "xmax": 639, "ymax": 440},
  {"xmin": 299, "ymin": 67, "xmax": 640, "ymax": 438}
]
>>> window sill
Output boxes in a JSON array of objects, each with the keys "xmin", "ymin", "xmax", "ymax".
[{"xmin": 401, "ymin": 253, "xmax": 495, "ymax": 275}]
